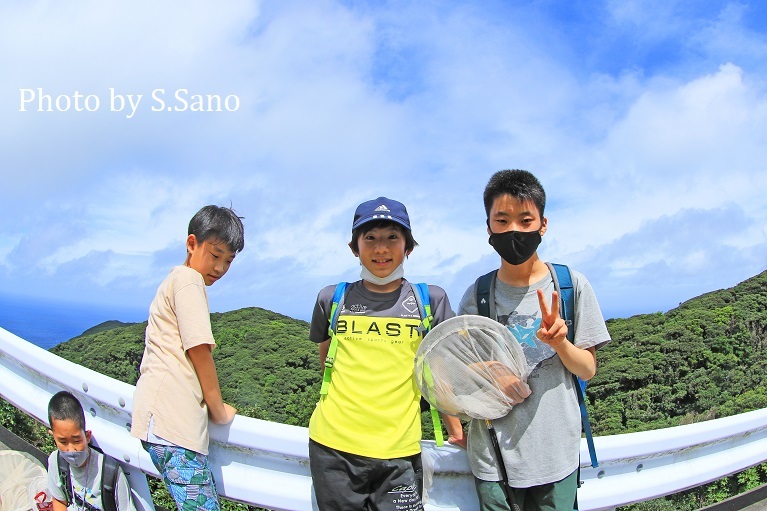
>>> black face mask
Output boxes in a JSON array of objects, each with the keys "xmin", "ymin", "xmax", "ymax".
[{"xmin": 488, "ymin": 230, "xmax": 542, "ymax": 265}]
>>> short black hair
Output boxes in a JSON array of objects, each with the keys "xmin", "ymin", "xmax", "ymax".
[
  {"xmin": 48, "ymin": 390, "xmax": 86, "ymax": 431},
  {"xmin": 483, "ymin": 169, "xmax": 546, "ymax": 218},
  {"xmin": 349, "ymin": 220, "xmax": 418, "ymax": 254},
  {"xmin": 188, "ymin": 205, "xmax": 245, "ymax": 254}
]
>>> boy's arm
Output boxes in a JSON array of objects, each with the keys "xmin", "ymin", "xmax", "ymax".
[
  {"xmin": 318, "ymin": 339, "xmax": 330, "ymax": 372},
  {"xmin": 553, "ymin": 343, "xmax": 597, "ymax": 381},
  {"xmin": 536, "ymin": 289, "xmax": 597, "ymax": 380},
  {"xmin": 47, "ymin": 454, "xmax": 69, "ymax": 511},
  {"xmin": 441, "ymin": 414, "xmax": 467, "ymax": 449},
  {"xmin": 187, "ymin": 344, "xmax": 237, "ymax": 424}
]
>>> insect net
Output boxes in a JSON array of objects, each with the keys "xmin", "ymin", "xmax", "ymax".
[{"xmin": 415, "ymin": 315, "xmax": 534, "ymax": 421}]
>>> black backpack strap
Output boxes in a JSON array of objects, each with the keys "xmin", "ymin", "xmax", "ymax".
[
  {"xmin": 57, "ymin": 451, "xmax": 73, "ymax": 505},
  {"xmin": 475, "ymin": 270, "xmax": 497, "ymax": 319},
  {"xmin": 99, "ymin": 450, "xmax": 119, "ymax": 511}
]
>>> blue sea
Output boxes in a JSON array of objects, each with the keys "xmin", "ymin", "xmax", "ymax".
[{"xmin": 0, "ymin": 293, "xmax": 146, "ymax": 350}]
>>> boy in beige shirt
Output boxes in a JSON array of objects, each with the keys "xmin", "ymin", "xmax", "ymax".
[{"xmin": 130, "ymin": 205, "xmax": 244, "ymax": 511}]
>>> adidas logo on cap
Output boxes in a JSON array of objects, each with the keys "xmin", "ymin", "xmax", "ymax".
[{"xmin": 352, "ymin": 196, "xmax": 411, "ymax": 230}]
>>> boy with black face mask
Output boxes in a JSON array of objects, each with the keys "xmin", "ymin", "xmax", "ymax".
[{"xmin": 458, "ymin": 170, "xmax": 611, "ymax": 511}]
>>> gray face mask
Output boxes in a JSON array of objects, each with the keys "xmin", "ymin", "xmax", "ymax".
[
  {"xmin": 60, "ymin": 448, "xmax": 89, "ymax": 467},
  {"xmin": 360, "ymin": 262, "xmax": 405, "ymax": 286}
]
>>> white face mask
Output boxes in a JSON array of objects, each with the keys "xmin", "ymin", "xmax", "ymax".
[
  {"xmin": 60, "ymin": 448, "xmax": 89, "ymax": 467},
  {"xmin": 360, "ymin": 263, "xmax": 405, "ymax": 286}
]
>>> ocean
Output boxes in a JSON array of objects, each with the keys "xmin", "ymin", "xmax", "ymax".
[{"xmin": 0, "ymin": 293, "xmax": 146, "ymax": 350}]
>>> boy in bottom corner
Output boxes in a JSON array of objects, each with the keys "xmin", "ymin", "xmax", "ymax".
[
  {"xmin": 47, "ymin": 390, "xmax": 135, "ymax": 511},
  {"xmin": 130, "ymin": 205, "xmax": 244, "ymax": 511},
  {"xmin": 458, "ymin": 170, "xmax": 611, "ymax": 511},
  {"xmin": 308, "ymin": 197, "xmax": 464, "ymax": 511}
]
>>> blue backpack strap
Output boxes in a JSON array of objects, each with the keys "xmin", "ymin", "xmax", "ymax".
[
  {"xmin": 549, "ymin": 263, "xmax": 575, "ymax": 341},
  {"xmin": 547, "ymin": 263, "xmax": 598, "ymax": 469},
  {"xmin": 475, "ymin": 270, "xmax": 497, "ymax": 319},
  {"xmin": 412, "ymin": 282, "xmax": 433, "ymax": 332},
  {"xmin": 320, "ymin": 282, "xmax": 347, "ymax": 396},
  {"xmin": 411, "ymin": 282, "xmax": 444, "ymax": 447}
]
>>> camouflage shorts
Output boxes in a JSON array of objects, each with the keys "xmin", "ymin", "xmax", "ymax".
[{"xmin": 143, "ymin": 441, "xmax": 220, "ymax": 511}]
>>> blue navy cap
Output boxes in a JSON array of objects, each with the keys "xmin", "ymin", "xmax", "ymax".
[{"xmin": 352, "ymin": 197, "xmax": 411, "ymax": 231}]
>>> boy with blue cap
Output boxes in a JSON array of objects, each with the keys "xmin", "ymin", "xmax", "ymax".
[{"xmin": 308, "ymin": 197, "xmax": 464, "ymax": 511}]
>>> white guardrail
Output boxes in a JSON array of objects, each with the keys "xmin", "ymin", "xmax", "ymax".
[{"xmin": 1, "ymin": 326, "xmax": 767, "ymax": 511}]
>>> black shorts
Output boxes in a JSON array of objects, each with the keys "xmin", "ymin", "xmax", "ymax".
[{"xmin": 309, "ymin": 439, "xmax": 424, "ymax": 511}]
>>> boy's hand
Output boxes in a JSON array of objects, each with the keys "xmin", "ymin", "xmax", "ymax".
[
  {"xmin": 536, "ymin": 289, "xmax": 568, "ymax": 349},
  {"xmin": 484, "ymin": 361, "xmax": 531, "ymax": 404},
  {"xmin": 209, "ymin": 403, "xmax": 236, "ymax": 424},
  {"xmin": 51, "ymin": 498, "xmax": 68, "ymax": 511},
  {"xmin": 469, "ymin": 361, "xmax": 531, "ymax": 404},
  {"xmin": 448, "ymin": 430, "xmax": 468, "ymax": 449},
  {"xmin": 222, "ymin": 403, "xmax": 237, "ymax": 424},
  {"xmin": 536, "ymin": 289, "xmax": 599, "ymax": 381},
  {"xmin": 442, "ymin": 414, "xmax": 467, "ymax": 449},
  {"xmin": 497, "ymin": 372, "xmax": 532, "ymax": 405}
]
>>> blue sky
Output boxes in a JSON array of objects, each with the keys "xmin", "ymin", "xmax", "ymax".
[{"xmin": 2, "ymin": 0, "xmax": 766, "ymax": 325}]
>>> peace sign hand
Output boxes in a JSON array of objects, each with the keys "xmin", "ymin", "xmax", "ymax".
[{"xmin": 536, "ymin": 288, "xmax": 568, "ymax": 349}]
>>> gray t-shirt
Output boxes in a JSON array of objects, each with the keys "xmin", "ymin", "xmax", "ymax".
[
  {"xmin": 47, "ymin": 448, "xmax": 135, "ymax": 511},
  {"xmin": 458, "ymin": 268, "xmax": 610, "ymax": 487}
]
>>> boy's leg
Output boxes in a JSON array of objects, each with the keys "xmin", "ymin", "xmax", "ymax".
[
  {"xmin": 142, "ymin": 441, "xmax": 220, "ymax": 511},
  {"xmin": 368, "ymin": 453, "xmax": 424, "ymax": 511},
  {"xmin": 520, "ymin": 469, "xmax": 579, "ymax": 511},
  {"xmin": 309, "ymin": 439, "xmax": 369, "ymax": 510},
  {"xmin": 474, "ymin": 479, "xmax": 515, "ymax": 511}
]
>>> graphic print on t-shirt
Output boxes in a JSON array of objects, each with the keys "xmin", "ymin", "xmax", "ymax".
[
  {"xmin": 336, "ymin": 315, "xmax": 422, "ymax": 346},
  {"xmin": 401, "ymin": 294, "xmax": 419, "ymax": 315},
  {"xmin": 498, "ymin": 309, "xmax": 556, "ymax": 369}
]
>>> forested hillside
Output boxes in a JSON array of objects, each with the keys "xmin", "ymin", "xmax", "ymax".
[
  {"xmin": 588, "ymin": 269, "xmax": 767, "ymax": 435},
  {"xmin": 51, "ymin": 270, "xmax": 767, "ymax": 435}
]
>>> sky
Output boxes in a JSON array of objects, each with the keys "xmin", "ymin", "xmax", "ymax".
[{"xmin": 2, "ymin": 0, "xmax": 766, "ymax": 327}]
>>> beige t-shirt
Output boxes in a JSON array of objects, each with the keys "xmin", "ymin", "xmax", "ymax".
[{"xmin": 130, "ymin": 265, "xmax": 216, "ymax": 454}]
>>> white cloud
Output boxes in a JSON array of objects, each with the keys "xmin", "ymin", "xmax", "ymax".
[
  {"xmin": 2, "ymin": 0, "xmax": 766, "ymax": 324},
  {"xmin": 543, "ymin": 62, "xmax": 767, "ymax": 255}
]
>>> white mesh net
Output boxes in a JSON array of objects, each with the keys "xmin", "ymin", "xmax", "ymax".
[
  {"xmin": 415, "ymin": 315, "xmax": 534, "ymax": 421},
  {"xmin": 0, "ymin": 450, "xmax": 47, "ymax": 511}
]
